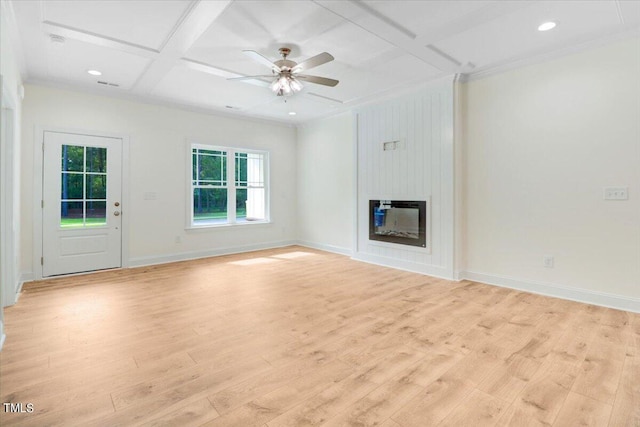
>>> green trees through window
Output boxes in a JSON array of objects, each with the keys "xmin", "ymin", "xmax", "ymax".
[
  {"xmin": 60, "ymin": 144, "xmax": 107, "ymax": 227},
  {"xmin": 191, "ymin": 145, "xmax": 267, "ymax": 226}
]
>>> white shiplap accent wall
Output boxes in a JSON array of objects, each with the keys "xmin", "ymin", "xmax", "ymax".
[{"xmin": 353, "ymin": 78, "xmax": 455, "ymax": 279}]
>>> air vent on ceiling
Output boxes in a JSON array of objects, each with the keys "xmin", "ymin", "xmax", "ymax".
[
  {"xmin": 49, "ymin": 34, "xmax": 65, "ymax": 44},
  {"xmin": 97, "ymin": 81, "xmax": 120, "ymax": 87}
]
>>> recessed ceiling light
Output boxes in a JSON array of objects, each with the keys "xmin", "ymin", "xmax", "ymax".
[
  {"xmin": 538, "ymin": 21, "xmax": 557, "ymax": 32},
  {"xmin": 288, "ymin": 111, "xmax": 297, "ymax": 116},
  {"xmin": 87, "ymin": 70, "xmax": 102, "ymax": 76}
]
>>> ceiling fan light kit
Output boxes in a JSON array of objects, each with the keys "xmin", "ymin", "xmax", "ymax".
[{"xmin": 230, "ymin": 47, "xmax": 339, "ymax": 97}]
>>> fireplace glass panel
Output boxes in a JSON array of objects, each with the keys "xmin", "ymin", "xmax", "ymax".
[{"xmin": 369, "ymin": 200, "xmax": 426, "ymax": 248}]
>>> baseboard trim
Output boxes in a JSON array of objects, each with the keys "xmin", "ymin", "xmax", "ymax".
[
  {"xmin": 15, "ymin": 273, "xmax": 29, "ymax": 303},
  {"xmin": 296, "ymin": 240, "xmax": 353, "ymax": 256},
  {"xmin": 462, "ymin": 270, "xmax": 640, "ymax": 314},
  {"xmin": 129, "ymin": 240, "xmax": 298, "ymax": 268},
  {"xmin": 352, "ymin": 252, "xmax": 455, "ymax": 281}
]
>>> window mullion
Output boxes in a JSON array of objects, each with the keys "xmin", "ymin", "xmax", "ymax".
[{"xmin": 227, "ymin": 149, "xmax": 236, "ymax": 223}]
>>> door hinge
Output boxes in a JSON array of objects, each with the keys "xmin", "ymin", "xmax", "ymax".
[
  {"xmin": 41, "ymin": 200, "xmax": 44, "ymax": 208},
  {"xmin": 42, "ymin": 142, "xmax": 45, "ymax": 152},
  {"xmin": 40, "ymin": 257, "xmax": 43, "ymax": 266}
]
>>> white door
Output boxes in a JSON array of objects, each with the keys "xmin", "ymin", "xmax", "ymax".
[{"xmin": 42, "ymin": 131, "xmax": 122, "ymax": 276}]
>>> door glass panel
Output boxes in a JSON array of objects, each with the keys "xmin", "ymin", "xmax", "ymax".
[
  {"xmin": 193, "ymin": 188, "xmax": 227, "ymax": 223},
  {"xmin": 61, "ymin": 173, "xmax": 84, "ymax": 199},
  {"xmin": 61, "ymin": 145, "xmax": 84, "ymax": 172},
  {"xmin": 86, "ymin": 174, "xmax": 106, "ymax": 199},
  {"xmin": 86, "ymin": 201, "xmax": 107, "ymax": 226},
  {"xmin": 86, "ymin": 147, "xmax": 107, "ymax": 173},
  {"xmin": 61, "ymin": 201, "xmax": 84, "ymax": 227},
  {"xmin": 60, "ymin": 145, "xmax": 109, "ymax": 227}
]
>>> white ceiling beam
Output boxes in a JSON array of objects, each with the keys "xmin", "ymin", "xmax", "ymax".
[
  {"xmin": 132, "ymin": 0, "xmax": 233, "ymax": 94},
  {"xmin": 313, "ymin": 0, "xmax": 460, "ymax": 72},
  {"xmin": 41, "ymin": 21, "xmax": 160, "ymax": 59},
  {"xmin": 180, "ymin": 59, "xmax": 241, "ymax": 80}
]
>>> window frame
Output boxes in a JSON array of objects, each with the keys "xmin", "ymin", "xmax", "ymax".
[{"xmin": 188, "ymin": 142, "xmax": 270, "ymax": 229}]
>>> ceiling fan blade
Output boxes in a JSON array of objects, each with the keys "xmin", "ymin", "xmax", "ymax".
[
  {"xmin": 242, "ymin": 50, "xmax": 279, "ymax": 71},
  {"xmin": 291, "ymin": 52, "xmax": 334, "ymax": 73},
  {"xmin": 296, "ymin": 74, "xmax": 339, "ymax": 87}
]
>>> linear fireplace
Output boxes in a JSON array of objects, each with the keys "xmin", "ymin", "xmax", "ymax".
[{"xmin": 369, "ymin": 200, "xmax": 426, "ymax": 248}]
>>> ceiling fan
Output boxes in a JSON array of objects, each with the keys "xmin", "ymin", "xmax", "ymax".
[{"xmin": 229, "ymin": 47, "xmax": 339, "ymax": 96}]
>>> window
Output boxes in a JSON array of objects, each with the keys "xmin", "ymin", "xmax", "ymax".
[
  {"xmin": 191, "ymin": 144, "xmax": 268, "ymax": 227},
  {"xmin": 60, "ymin": 144, "xmax": 107, "ymax": 227}
]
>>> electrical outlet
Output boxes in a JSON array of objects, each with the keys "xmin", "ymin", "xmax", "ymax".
[
  {"xmin": 543, "ymin": 255, "xmax": 554, "ymax": 268},
  {"xmin": 604, "ymin": 187, "xmax": 628, "ymax": 200}
]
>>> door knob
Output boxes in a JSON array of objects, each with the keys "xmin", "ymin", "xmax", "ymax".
[
  {"xmin": 114, "ymin": 202, "xmax": 120, "ymax": 207},
  {"xmin": 114, "ymin": 211, "xmax": 120, "ymax": 216}
]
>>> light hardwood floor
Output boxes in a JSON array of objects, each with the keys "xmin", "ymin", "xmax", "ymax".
[{"xmin": 1, "ymin": 246, "xmax": 638, "ymax": 426}]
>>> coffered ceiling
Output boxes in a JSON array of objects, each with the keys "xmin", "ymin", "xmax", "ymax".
[{"xmin": 8, "ymin": 0, "xmax": 640, "ymax": 124}]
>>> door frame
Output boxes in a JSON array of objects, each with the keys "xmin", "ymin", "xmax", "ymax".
[{"xmin": 33, "ymin": 126, "xmax": 130, "ymax": 280}]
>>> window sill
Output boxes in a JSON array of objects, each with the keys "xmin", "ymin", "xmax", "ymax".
[{"xmin": 185, "ymin": 220, "xmax": 272, "ymax": 232}]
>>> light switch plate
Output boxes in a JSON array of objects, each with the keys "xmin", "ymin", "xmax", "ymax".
[{"xmin": 603, "ymin": 187, "xmax": 628, "ymax": 200}]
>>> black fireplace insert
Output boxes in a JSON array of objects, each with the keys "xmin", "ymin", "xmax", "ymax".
[{"xmin": 369, "ymin": 200, "xmax": 426, "ymax": 248}]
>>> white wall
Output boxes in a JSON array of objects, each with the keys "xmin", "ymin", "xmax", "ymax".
[
  {"xmin": 1, "ymin": 0, "xmax": 24, "ymax": 345},
  {"xmin": 462, "ymin": 36, "xmax": 640, "ymax": 310},
  {"xmin": 21, "ymin": 85, "xmax": 297, "ymax": 275},
  {"xmin": 354, "ymin": 79, "xmax": 455, "ymax": 279},
  {"xmin": 296, "ymin": 113, "xmax": 354, "ymax": 254}
]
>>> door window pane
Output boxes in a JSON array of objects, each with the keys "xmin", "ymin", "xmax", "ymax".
[
  {"xmin": 86, "ymin": 201, "xmax": 107, "ymax": 226},
  {"xmin": 61, "ymin": 173, "xmax": 84, "ymax": 199},
  {"xmin": 86, "ymin": 147, "xmax": 107, "ymax": 173},
  {"xmin": 60, "ymin": 144, "xmax": 109, "ymax": 227},
  {"xmin": 193, "ymin": 188, "xmax": 227, "ymax": 223},
  {"xmin": 61, "ymin": 145, "xmax": 84, "ymax": 172},
  {"xmin": 61, "ymin": 201, "xmax": 84, "ymax": 227},
  {"xmin": 86, "ymin": 174, "xmax": 106, "ymax": 199}
]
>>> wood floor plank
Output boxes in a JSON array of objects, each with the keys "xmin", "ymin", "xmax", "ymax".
[
  {"xmin": 436, "ymin": 389, "xmax": 509, "ymax": 427},
  {"xmin": 494, "ymin": 375, "xmax": 571, "ymax": 426},
  {"xmin": 140, "ymin": 398, "xmax": 219, "ymax": 427},
  {"xmin": 265, "ymin": 372, "xmax": 379, "ymax": 426},
  {"xmin": 390, "ymin": 373, "xmax": 476, "ymax": 426},
  {"xmin": 572, "ymin": 342, "xmax": 626, "ymax": 405},
  {"xmin": 477, "ymin": 354, "xmax": 542, "ymax": 403},
  {"xmin": 208, "ymin": 354, "xmax": 339, "ymax": 415},
  {"xmin": 0, "ymin": 246, "xmax": 637, "ymax": 426},
  {"xmin": 321, "ymin": 376, "xmax": 424, "ymax": 427},
  {"xmin": 200, "ymin": 360, "xmax": 353, "ymax": 427},
  {"xmin": 553, "ymin": 391, "xmax": 612, "ymax": 427},
  {"xmin": 609, "ymin": 353, "xmax": 640, "ymax": 427}
]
